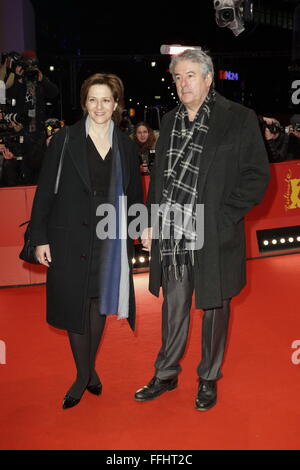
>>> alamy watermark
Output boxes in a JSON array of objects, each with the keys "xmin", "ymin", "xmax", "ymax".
[
  {"xmin": 95, "ymin": 198, "xmax": 205, "ymax": 250},
  {"xmin": 0, "ymin": 340, "xmax": 6, "ymax": 364},
  {"xmin": 291, "ymin": 340, "xmax": 300, "ymax": 365}
]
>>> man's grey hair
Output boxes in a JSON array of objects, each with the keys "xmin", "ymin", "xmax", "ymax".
[{"xmin": 169, "ymin": 48, "xmax": 215, "ymax": 82}]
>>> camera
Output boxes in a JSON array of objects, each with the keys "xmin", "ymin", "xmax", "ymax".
[
  {"xmin": 0, "ymin": 98, "xmax": 26, "ymax": 157},
  {"xmin": 0, "ymin": 133, "xmax": 24, "ymax": 157},
  {"xmin": 214, "ymin": 0, "xmax": 235, "ymax": 25},
  {"xmin": 266, "ymin": 123, "xmax": 282, "ymax": 134},
  {"xmin": 291, "ymin": 124, "xmax": 300, "ymax": 132},
  {"xmin": 0, "ymin": 99, "xmax": 28, "ymax": 128},
  {"xmin": 0, "ymin": 112, "xmax": 27, "ymax": 126},
  {"xmin": 1, "ymin": 51, "xmax": 39, "ymax": 83},
  {"xmin": 258, "ymin": 117, "xmax": 282, "ymax": 136},
  {"xmin": 45, "ymin": 118, "xmax": 63, "ymax": 136},
  {"xmin": 213, "ymin": 0, "xmax": 245, "ymax": 36},
  {"xmin": 22, "ymin": 57, "xmax": 39, "ymax": 83},
  {"xmin": 23, "ymin": 67, "xmax": 39, "ymax": 83},
  {"xmin": 1, "ymin": 51, "xmax": 23, "ymax": 74}
]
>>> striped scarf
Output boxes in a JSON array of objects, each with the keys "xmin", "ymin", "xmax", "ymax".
[{"xmin": 158, "ymin": 89, "xmax": 216, "ymax": 279}]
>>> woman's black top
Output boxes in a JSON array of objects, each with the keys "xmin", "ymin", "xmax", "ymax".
[{"xmin": 86, "ymin": 135, "xmax": 113, "ymax": 297}]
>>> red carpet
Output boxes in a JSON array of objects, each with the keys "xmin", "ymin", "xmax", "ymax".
[{"xmin": 0, "ymin": 254, "xmax": 300, "ymax": 450}]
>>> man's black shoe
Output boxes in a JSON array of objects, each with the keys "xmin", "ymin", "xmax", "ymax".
[
  {"xmin": 195, "ymin": 379, "xmax": 217, "ymax": 411},
  {"xmin": 135, "ymin": 376, "xmax": 178, "ymax": 402}
]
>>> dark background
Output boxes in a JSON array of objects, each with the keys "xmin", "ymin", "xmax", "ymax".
[{"xmin": 28, "ymin": 0, "xmax": 300, "ymax": 126}]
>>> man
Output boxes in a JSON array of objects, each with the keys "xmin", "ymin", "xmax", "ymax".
[
  {"xmin": 286, "ymin": 114, "xmax": 300, "ymax": 160},
  {"xmin": 6, "ymin": 50, "xmax": 59, "ymax": 183},
  {"xmin": 262, "ymin": 114, "xmax": 300, "ymax": 163},
  {"xmin": 0, "ymin": 120, "xmax": 24, "ymax": 186},
  {"xmin": 261, "ymin": 116, "xmax": 288, "ymax": 163},
  {"xmin": 134, "ymin": 49, "xmax": 270, "ymax": 411},
  {"xmin": 6, "ymin": 51, "xmax": 59, "ymax": 134}
]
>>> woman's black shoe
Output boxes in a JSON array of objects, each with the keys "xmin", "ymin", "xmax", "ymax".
[
  {"xmin": 86, "ymin": 383, "xmax": 102, "ymax": 396},
  {"xmin": 62, "ymin": 394, "xmax": 81, "ymax": 409}
]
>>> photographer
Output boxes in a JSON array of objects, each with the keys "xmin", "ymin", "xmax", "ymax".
[
  {"xmin": 26, "ymin": 118, "xmax": 63, "ymax": 184},
  {"xmin": 3, "ymin": 51, "xmax": 59, "ymax": 183},
  {"xmin": 286, "ymin": 114, "xmax": 300, "ymax": 160},
  {"xmin": 0, "ymin": 53, "xmax": 18, "ymax": 89},
  {"xmin": 0, "ymin": 143, "xmax": 18, "ymax": 186},
  {"xmin": 5, "ymin": 51, "xmax": 59, "ymax": 134},
  {"xmin": 261, "ymin": 116, "xmax": 289, "ymax": 163},
  {"xmin": 0, "ymin": 119, "xmax": 25, "ymax": 186},
  {"xmin": 0, "ymin": 143, "xmax": 14, "ymax": 160}
]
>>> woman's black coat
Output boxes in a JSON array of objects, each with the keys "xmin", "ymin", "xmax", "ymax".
[
  {"xmin": 30, "ymin": 117, "xmax": 143, "ymax": 333},
  {"xmin": 147, "ymin": 93, "xmax": 270, "ymax": 309}
]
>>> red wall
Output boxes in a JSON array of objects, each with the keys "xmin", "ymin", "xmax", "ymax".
[
  {"xmin": 0, "ymin": 186, "xmax": 46, "ymax": 287},
  {"xmin": 245, "ymin": 161, "xmax": 300, "ymax": 258}
]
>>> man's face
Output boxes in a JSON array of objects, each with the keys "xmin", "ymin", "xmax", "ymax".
[
  {"xmin": 290, "ymin": 124, "xmax": 300, "ymax": 139},
  {"xmin": 174, "ymin": 60, "xmax": 212, "ymax": 111}
]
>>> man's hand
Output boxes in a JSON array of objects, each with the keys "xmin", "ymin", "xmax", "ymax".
[
  {"xmin": 141, "ymin": 227, "xmax": 153, "ymax": 252},
  {"xmin": 37, "ymin": 68, "xmax": 43, "ymax": 82},
  {"xmin": 46, "ymin": 127, "xmax": 60, "ymax": 146},
  {"xmin": 262, "ymin": 117, "xmax": 280, "ymax": 141},
  {"xmin": 10, "ymin": 121, "xmax": 23, "ymax": 133},
  {"xmin": 15, "ymin": 65, "xmax": 24, "ymax": 78},
  {"xmin": 0, "ymin": 144, "xmax": 14, "ymax": 159},
  {"xmin": 35, "ymin": 244, "xmax": 52, "ymax": 267}
]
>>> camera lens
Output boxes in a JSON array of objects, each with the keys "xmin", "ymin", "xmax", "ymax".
[{"xmin": 220, "ymin": 8, "xmax": 235, "ymax": 22}]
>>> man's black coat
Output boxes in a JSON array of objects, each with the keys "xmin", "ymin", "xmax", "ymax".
[
  {"xmin": 147, "ymin": 93, "xmax": 270, "ymax": 309},
  {"xmin": 30, "ymin": 117, "xmax": 143, "ymax": 333}
]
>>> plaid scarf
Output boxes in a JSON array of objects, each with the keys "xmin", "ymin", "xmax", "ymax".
[{"xmin": 158, "ymin": 89, "xmax": 216, "ymax": 279}]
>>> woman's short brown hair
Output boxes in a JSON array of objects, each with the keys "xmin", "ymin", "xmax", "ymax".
[{"xmin": 80, "ymin": 73, "xmax": 124, "ymax": 124}]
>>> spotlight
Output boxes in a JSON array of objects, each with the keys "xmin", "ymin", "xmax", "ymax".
[
  {"xmin": 160, "ymin": 45, "xmax": 201, "ymax": 55},
  {"xmin": 257, "ymin": 226, "xmax": 300, "ymax": 253},
  {"xmin": 132, "ymin": 244, "xmax": 150, "ymax": 272}
]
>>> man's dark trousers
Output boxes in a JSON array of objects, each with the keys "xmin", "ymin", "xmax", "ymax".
[{"xmin": 154, "ymin": 265, "xmax": 231, "ymax": 381}]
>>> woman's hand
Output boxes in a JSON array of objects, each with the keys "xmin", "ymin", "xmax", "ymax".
[{"xmin": 35, "ymin": 244, "xmax": 52, "ymax": 267}]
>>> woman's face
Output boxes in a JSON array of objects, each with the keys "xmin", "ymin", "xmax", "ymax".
[
  {"xmin": 136, "ymin": 125, "xmax": 149, "ymax": 144},
  {"xmin": 85, "ymin": 84, "xmax": 117, "ymax": 126}
]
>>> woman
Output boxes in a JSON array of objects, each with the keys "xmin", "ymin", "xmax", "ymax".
[
  {"xmin": 30, "ymin": 73, "xmax": 143, "ymax": 409},
  {"xmin": 133, "ymin": 122, "xmax": 157, "ymax": 173}
]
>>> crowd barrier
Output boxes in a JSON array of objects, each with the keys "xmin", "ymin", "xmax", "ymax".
[
  {"xmin": 0, "ymin": 185, "xmax": 46, "ymax": 287},
  {"xmin": 245, "ymin": 160, "xmax": 300, "ymax": 258},
  {"xmin": 0, "ymin": 163, "xmax": 299, "ymax": 287}
]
